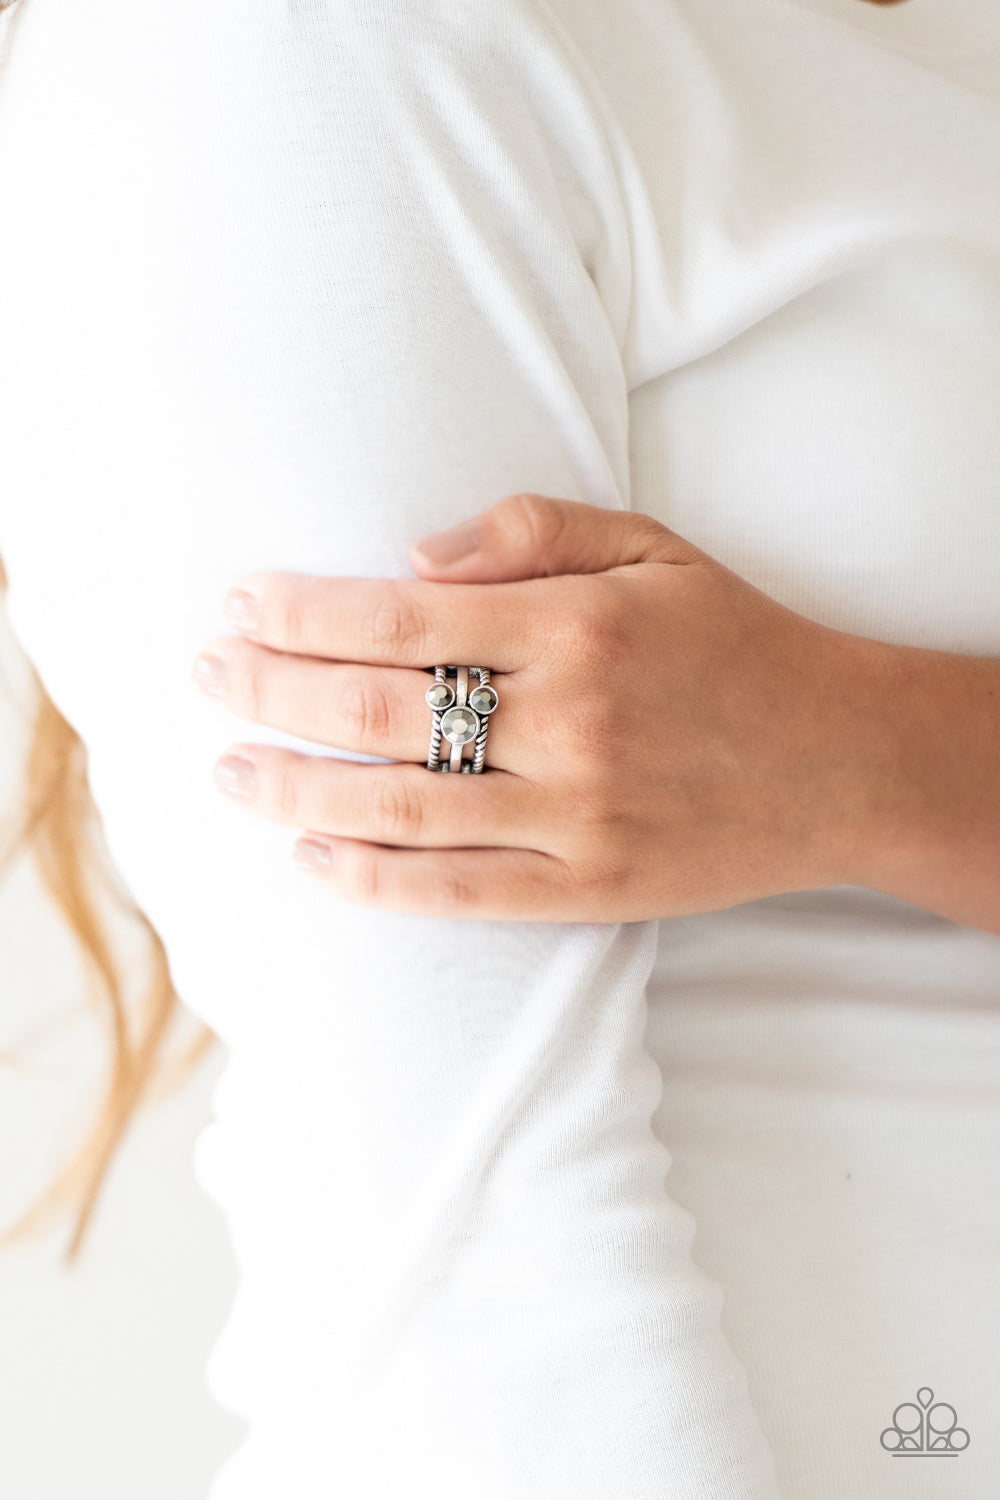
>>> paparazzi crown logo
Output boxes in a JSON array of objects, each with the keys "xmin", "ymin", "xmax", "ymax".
[{"xmin": 880, "ymin": 1386, "xmax": 970, "ymax": 1456}]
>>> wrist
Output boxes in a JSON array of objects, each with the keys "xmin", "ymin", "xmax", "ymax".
[
  {"xmin": 799, "ymin": 624, "xmax": 904, "ymax": 892},
  {"xmin": 823, "ymin": 627, "xmax": 1000, "ymax": 927}
]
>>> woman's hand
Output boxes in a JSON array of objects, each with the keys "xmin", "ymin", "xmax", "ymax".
[{"xmin": 191, "ymin": 492, "xmax": 882, "ymax": 922}]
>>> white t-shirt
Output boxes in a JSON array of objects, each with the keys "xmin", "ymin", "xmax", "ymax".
[{"xmin": 1, "ymin": 0, "xmax": 998, "ymax": 1495}]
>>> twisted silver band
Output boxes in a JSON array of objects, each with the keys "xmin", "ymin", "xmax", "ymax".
[{"xmin": 424, "ymin": 665, "xmax": 499, "ymax": 772}]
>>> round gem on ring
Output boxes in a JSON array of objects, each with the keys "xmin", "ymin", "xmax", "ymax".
[
  {"xmin": 468, "ymin": 684, "xmax": 498, "ymax": 715},
  {"xmin": 425, "ymin": 681, "xmax": 455, "ymax": 711},
  {"xmin": 441, "ymin": 706, "xmax": 480, "ymax": 745}
]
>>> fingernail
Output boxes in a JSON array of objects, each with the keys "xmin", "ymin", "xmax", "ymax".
[
  {"xmin": 223, "ymin": 589, "xmax": 260, "ymax": 635},
  {"xmin": 414, "ymin": 520, "xmax": 482, "ymax": 566},
  {"xmin": 213, "ymin": 754, "xmax": 256, "ymax": 799},
  {"xmin": 192, "ymin": 653, "xmax": 229, "ymax": 696},
  {"xmin": 293, "ymin": 838, "xmax": 334, "ymax": 872}
]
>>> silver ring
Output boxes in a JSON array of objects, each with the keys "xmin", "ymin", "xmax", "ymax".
[{"xmin": 425, "ymin": 665, "xmax": 498, "ymax": 772}]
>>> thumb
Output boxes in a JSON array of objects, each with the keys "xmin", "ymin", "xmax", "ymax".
[{"xmin": 408, "ymin": 492, "xmax": 705, "ymax": 582}]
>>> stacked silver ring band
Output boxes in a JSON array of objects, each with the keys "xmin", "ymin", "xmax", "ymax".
[{"xmin": 425, "ymin": 665, "xmax": 499, "ymax": 772}]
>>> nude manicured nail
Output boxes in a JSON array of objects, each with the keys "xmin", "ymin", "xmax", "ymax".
[
  {"xmin": 192, "ymin": 653, "xmax": 229, "ymax": 696},
  {"xmin": 213, "ymin": 755, "xmax": 256, "ymax": 799},
  {"xmin": 293, "ymin": 838, "xmax": 334, "ymax": 872},
  {"xmin": 223, "ymin": 589, "xmax": 260, "ymax": 634},
  {"xmin": 414, "ymin": 520, "xmax": 482, "ymax": 565}
]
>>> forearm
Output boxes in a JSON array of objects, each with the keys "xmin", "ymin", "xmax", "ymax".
[{"xmin": 831, "ymin": 631, "xmax": 1000, "ymax": 935}]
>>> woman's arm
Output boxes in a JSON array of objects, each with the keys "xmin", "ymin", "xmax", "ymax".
[{"xmin": 831, "ymin": 631, "xmax": 1000, "ymax": 936}]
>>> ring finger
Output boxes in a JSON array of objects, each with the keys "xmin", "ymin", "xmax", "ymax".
[{"xmin": 193, "ymin": 635, "xmax": 527, "ymax": 770}]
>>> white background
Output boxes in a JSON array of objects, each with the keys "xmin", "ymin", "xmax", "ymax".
[{"xmin": 0, "ymin": 594, "xmax": 244, "ymax": 1500}]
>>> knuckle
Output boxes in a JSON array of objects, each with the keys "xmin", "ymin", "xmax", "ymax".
[
  {"xmin": 435, "ymin": 867, "xmax": 477, "ymax": 912},
  {"xmin": 363, "ymin": 584, "xmax": 428, "ymax": 662},
  {"xmin": 545, "ymin": 577, "xmax": 625, "ymax": 672},
  {"xmin": 631, "ymin": 511, "xmax": 672, "ymax": 556},
  {"xmin": 565, "ymin": 771, "xmax": 623, "ymax": 856},
  {"xmin": 574, "ymin": 585, "xmax": 626, "ymax": 664},
  {"xmin": 272, "ymin": 581, "xmax": 309, "ymax": 650},
  {"xmin": 583, "ymin": 848, "xmax": 632, "ymax": 906},
  {"xmin": 369, "ymin": 773, "xmax": 424, "ymax": 840},
  {"xmin": 272, "ymin": 758, "xmax": 302, "ymax": 822},
  {"xmin": 497, "ymin": 491, "xmax": 569, "ymax": 555},
  {"xmin": 555, "ymin": 683, "xmax": 622, "ymax": 770},
  {"xmin": 241, "ymin": 651, "xmax": 270, "ymax": 723},
  {"xmin": 338, "ymin": 673, "xmax": 392, "ymax": 744},
  {"xmin": 351, "ymin": 848, "xmax": 384, "ymax": 905},
  {"xmin": 565, "ymin": 775, "xmax": 617, "ymax": 834}
]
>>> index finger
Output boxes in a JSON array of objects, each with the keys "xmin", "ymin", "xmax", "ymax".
[{"xmin": 220, "ymin": 571, "xmax": 555, "ymax": 670}]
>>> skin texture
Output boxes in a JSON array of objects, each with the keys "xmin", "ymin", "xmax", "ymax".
[{"xmin": 190, "ymin": 492, "xmax": 999, "ymax": 929}]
